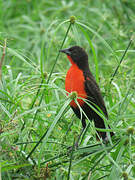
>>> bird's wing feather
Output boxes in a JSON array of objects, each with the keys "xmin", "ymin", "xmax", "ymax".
[{"xmin": 84, "ymin": 72, "xmax": 108, "ymax": 118}]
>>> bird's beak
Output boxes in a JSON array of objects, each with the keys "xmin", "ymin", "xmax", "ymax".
[{"xmin": 59, "ymin": 48, "xmax": 71, "ymax": 55}]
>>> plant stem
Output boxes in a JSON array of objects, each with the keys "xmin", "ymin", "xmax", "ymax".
[{"xmin": 110, "ymin": 38, "xmax": 132, "ymax": 84}]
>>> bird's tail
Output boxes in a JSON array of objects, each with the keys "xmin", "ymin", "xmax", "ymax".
[{"xmin": 96, "ymin": 126, "xmax": 114, "ymax": 142}]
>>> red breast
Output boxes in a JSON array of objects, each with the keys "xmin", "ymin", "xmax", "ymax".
[{"xmin": 65, "ymin": 56, "xmax": 87, "ymax": 108}]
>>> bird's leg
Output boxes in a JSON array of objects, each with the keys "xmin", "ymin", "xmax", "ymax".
[
  {"xmin": 67, "ymin": 119, "xmax": 86, "ymax": 151},
  {"xmin": 74, "ymin": 118, "xmax": 86, "ymax": 148},
  {"xmin": 74, "ymin": 127, "xmax": 85, "ymax": 148},
  {"xmin": 67, "ymin": 127, "xmax": 85, "ymax": 152}
]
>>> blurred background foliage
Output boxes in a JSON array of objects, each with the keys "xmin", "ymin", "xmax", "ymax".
[{"xmin": 0, "ymin": 0, "xmax": 135, "ymax": 179}]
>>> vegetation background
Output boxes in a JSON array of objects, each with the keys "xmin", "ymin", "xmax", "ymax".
[{"xmin": 0, "ymin": 0, "xmax": 135, "ymax": 179}]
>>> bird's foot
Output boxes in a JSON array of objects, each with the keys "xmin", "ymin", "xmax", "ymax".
[{"xmin": 67, "ymin": 142, "xmax": 79, "ymax": 152}]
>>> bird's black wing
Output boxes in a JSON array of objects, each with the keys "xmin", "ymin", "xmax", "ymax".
[{"xmin": 84, "ymin": 71, "xmax": 108, "ymax": 118}]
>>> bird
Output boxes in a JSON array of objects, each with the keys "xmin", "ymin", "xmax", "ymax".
[{"xmin": 60, "ymin": 46, "xmax": 114, "ymax": 146}]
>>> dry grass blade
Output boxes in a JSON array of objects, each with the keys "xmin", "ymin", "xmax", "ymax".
[{"xmin": 0, "ymin": 39, "xmax": 7, "ymax": 81}]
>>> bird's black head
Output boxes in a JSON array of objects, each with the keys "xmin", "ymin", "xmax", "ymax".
[{"xmin": 60, "ymin": 46, "xmax": 89, "ymax": 71}]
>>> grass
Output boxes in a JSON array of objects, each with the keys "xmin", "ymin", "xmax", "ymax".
[{"xmin": 0, "ymin": 0, "xmax": 135, "ymax": 179}]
